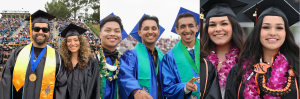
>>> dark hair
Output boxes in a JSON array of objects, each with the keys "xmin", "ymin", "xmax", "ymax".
[
  {"xmin": 175, "ymin": 13, "xmax": 197, "ymax": 28},
  {"xmin": 100, "ymin": 15, "xmax": 123, "ymax": 32},
  {"xmin": 200, "ymin": 41, "xmax": 208, "ymax": 58},
  {"xmin": 138, "ymin": 15, "xmax": 159, "ymax": 30},
  {"xmin": 202, "ymin": 16, "xmax": 245, "ymax": 55},
  {"xmin": 235, "ymin": 16, "xmax": 300, "ymax": 83}
]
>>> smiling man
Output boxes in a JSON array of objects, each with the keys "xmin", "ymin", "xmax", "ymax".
[
  {"xmin": 161, "ymin": 13, "xmax": 221, "ymax": 99},
  {"xmin": 0, "ymin": 10, "xmax": 67, "ymax": 99},
  {"xmin": 99, "ymin": 15, "xmax": 128, "ymax": 99},
  {"xmin": 118, "ymin": 15, "xmax": 165, "ymax": 99}
]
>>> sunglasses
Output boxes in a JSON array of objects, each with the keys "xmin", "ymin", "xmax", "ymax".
[{"xmin": 32, "ymin": 27, "xmax": 50, "ymax": 33}]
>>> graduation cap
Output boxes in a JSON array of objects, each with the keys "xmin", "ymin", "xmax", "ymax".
[
  {"xmin": 60, "ymin": 23, "xmax": 87, "ymax": 38},
  {"xmin": 25, "ymin": 10, "xmax": 55, "ymax": 24},
  {"xmin": 129, "ymin": 14, "xmax": 165, "ymax": 42},
  {"xmin": 201, "ymin": 0, "xmax": 248, "ymax": 19},
  {"xmin": 171, "ymin": 7, "xmax": 200, "ymax": 38},
  {"xmin": 25, "ymin": 10, "xmax": 56, "ymax": 42},
  {"xmin": 100, "ymin": 13, "xmax": 128, "ymax": 40},
  {"xmin": 244, "ymin": 0, "xmax": 300, "ymax": 26}
]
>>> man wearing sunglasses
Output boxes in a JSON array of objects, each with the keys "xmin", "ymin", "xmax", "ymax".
[{"xmin": 0, "ymin": 10, "xmax": 67, "ymax": 99}]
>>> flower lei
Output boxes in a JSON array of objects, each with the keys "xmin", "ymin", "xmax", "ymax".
[
  {"xmin": 243, "ymin": 52, "xmax": 292, "ymax": 99},
  {"xmin": 207, "ymin": 46, "xmax": 239, "ymax": 88},
  {"xmin": 99, "ymin": 43, "xmax": 121, "ymax": 82}
]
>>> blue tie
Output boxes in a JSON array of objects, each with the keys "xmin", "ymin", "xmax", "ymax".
[{"xmin": 188, "ymin": 49, "xmax": 195, "ymax": 62}]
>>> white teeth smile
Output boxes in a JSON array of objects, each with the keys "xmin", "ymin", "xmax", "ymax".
[
  {"xmin": 108, "ymin": 39, "xmax": 116, "ymax": 40},
  {"xmin": 215, "ymin": 34, "xmax": 225, "ymax": 37},
  {"xmin": 148, "ymin": 36, "xmax": 154, "ymax": 38},
  {"xmin": 184, "ymin": 34, "xmax": 191, "ymax": 37},
  {"xmin": 268, "ymin": 39, "xmax": 277, "ymax": 41}
]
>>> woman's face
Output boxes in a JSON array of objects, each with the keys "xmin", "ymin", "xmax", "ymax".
[
  {"xmin": 67, "ymin": 36, "xmax": 80, "ymax": 53},
  {"xmin": 207, "ymin": 16, "xmax": 233, "ymax": 46},
  {"xmin": 260, "ymin": 16, "xmax": 286, "ymax": 52}
]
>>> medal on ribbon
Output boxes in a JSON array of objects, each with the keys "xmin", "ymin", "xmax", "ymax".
[{"xmin": 29, "ymin": 45, "xmax": 47, "ymax": 82}]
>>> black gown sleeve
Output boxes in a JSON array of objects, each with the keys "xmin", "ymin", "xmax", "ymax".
[
  {"xmin": 203, "ymin": 59, "xmax": 222, "ymax": 99},
  {"xmin": 0, "ymin": 46, "xmax": 23, "ymax": 99},
  {"xmin": 54, "ymin": 55, "xmax": 68, "ymax": 99},
  {"xmin": 86, "ymin": 57, "xmax": 100, "ymax": 99},
  {"xmin": 224, "ymin": 64, "xmax": 240, "ymax": 99}
]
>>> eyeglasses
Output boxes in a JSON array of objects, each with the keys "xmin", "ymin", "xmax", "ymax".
[{"xmin": 32, "ymin": 27, "xmax": 50, "ymax": 33}]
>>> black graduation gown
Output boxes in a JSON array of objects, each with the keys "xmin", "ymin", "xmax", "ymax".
[
  {"xmin": 66, "ymin": 56, "xmax": 100, "ymax": 99},
  {"xmin": 225, "ymin": 64, "xmax": 300, "ymax": 99},
  {"xmin": 200, "ymin": 58, "xmax": 222, "ymax": 99},
  {"xmin": 0, "ymin": 46, "xmax": 68, "ymax": 99}
]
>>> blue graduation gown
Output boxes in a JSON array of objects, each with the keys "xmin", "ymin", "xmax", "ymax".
[
  {"xmin": 161, "ymin": 49, "xmax": 200, "ymax": 99},
  {"xmin": 118, "ymin": 49, "xmax": 164, "ymax": 99},
  {"xmin": 103, "ymin": 57, "xmax": 118, "ymax": 99}
]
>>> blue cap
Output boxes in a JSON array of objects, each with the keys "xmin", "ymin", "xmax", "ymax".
[
  {"xmin": 129, "ymin": 14, "xmax": 165, "ymax": 42},
  {"xmin": 100, "ymin": 13, "xmax": 128, "ymax": 40},
  {"xmin": 171, "ymin": 7, "xmax": 200, "ymax": 37}
]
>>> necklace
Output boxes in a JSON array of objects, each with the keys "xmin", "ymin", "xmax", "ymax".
[
  {"xmin": 207, "ymin": 46, "xmax": 239, "ymax": 88},
  {"xmin": 100, "ymin": 44, "xmax": 121, "ymax": 82},
  {"xmin": 243, "ymin": 52, "xmax": 295, "ymax": 99}
]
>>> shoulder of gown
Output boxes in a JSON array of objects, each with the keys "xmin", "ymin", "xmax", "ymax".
[
  {"xmin": 224, "ymin": 64, "xmax": 240, "ymax": 99},
  {"xmin": 201, "ymin": 58, "xmax": 222, "ymax": 99}
]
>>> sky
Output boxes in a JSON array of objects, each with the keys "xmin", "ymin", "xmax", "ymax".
[
  {"xmin": 100, "ymin": 0, "xmax": 200, "ymax": 39},
  {"xmin": 0, "ymin": 0, "xmax": 94, "ymax": 18}
]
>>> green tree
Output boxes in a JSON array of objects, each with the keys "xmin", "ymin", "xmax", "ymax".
[
  {"xmin": 61, "ymin": 0, "xmax": 99, "ymax": 19},
  {"xmin": 89, "ymin": 3, "xmax": 100, "ymax": 22},
  {"xmin": 45, "ymin": 0, "xmax": 71, "ymax": 19}
]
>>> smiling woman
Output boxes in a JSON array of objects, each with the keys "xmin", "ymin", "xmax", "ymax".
[
  {"xmin": 225, "ymin": 0, "xmax": 300, "ymax": 98},
  {"xmin": 59, "ymin": 23, "xmax": 100, "ymax": 99},
  {"xmin": 200, "ymin": 0, "xmax": 248, "ymax": 98}
]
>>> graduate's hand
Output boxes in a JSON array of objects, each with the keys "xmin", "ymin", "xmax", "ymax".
[
  {"xmin": 186, "ymin": 77, "xmax": 200, "ymax": 91},
  {"xmin": 134, "ymin": 89, "xmax": 153, "ymax": 99}
]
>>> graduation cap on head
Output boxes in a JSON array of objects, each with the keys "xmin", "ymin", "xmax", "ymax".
[
  {"xmin": 60, "ymin": 23, "xmax": 87, "ymax": 38},
  {"xmin": 100, "ymin": 13, "xmax": 128, "ymax": 41},
  {"xmin": 25, "ymin": 10, "xmax": 55, "ymax": 24},
  {"xmin": 130, "ymin": 14, "xmax": 165, "ymax": 42},
  {"xmin": 25, "ymin": 10, "xmax": 56, "ymax": 42},
  {"xmin": 244, "ymin": 0, "xmax": 300, "ymax": 26},
  {"xmin": 171, "ymin": 7, "xmax": 200, "ymax": 38},
  {"xmin": 201, "ymin": 0, "xmax": 248, "ymax": 19}
]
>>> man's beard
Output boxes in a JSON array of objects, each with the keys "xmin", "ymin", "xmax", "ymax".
[{"xmin": 33, "ymin": 34, "xmax": 48, "ymax": 45}]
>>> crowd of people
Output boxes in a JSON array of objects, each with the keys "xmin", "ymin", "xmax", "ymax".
[{"xmin": 0, "ymin": 18, "xmax": 24, "ymax": 44}]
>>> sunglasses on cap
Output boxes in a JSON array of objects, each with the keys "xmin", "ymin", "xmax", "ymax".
[{"xmin": 32, "ymin": 27, "xmax": 50, "ymax": 33}]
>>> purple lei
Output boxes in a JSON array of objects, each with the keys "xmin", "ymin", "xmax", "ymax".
[
  {"xmin": 207, "ymin": 46, "xmax": 239, "ymax": 88},
  {"xmin": 243, "ymin": 52, "xmax": 289, "ymax": 99}
]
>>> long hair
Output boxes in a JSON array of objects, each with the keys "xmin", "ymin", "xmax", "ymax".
[
  {"xmin": 60, "ymin": 36, "xmax": 91, "ymax": 72},
  {"xmin": 202, "ymin": 16, "xmax": 245, "ymax": 55},
  {"xmin": 201, "ymin": 41, "xmax": 208, "ymax": 59},
  {"xmin": 235, "ymin": 16, "xmax": 300, "ymax": 83}
]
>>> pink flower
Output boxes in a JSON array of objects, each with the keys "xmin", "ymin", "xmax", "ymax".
[{"xmin": 242, "ymin": 52, "xmax": 289, "ymax": 99}]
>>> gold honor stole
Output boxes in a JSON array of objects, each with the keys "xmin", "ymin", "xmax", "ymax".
[{"xmin": 12, "ymin": 43, "xmax": 56, "ymax": 99}]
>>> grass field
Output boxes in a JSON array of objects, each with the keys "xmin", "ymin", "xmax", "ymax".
[{"xmin": 87, "ymin": 23, "xmax": 100, "ymax": 37}]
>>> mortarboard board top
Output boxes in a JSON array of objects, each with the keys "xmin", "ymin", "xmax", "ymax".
[
  {"xmin": 60, "ymin": 23, "xmax": 87, "ymax": 38},
  {"xmin": 243, "ymin": 0, "xmax": 300, "ymax": 26},
  {"xmin": 171, "ymin": 7, "xmax": 200, "ymax": 38},
  {"xmin": 25, "ymin": 10, "xmax": 56, "ymax": 24},
  {"xmin": 201, "ymin": 0, "xmax": 248, "ymax": 19}
]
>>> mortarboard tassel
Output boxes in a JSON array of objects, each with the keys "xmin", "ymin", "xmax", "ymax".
[{"xmin": 200, "ymin": 12, "xmax": 204, "ymax": 41}]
